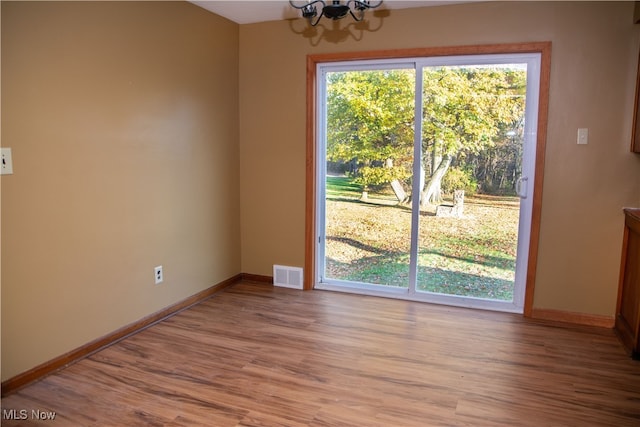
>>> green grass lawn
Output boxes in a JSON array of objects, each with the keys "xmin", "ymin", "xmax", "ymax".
[{"xmin": 325, "ymin": 175, "xmax": 518, "ymax": 301}]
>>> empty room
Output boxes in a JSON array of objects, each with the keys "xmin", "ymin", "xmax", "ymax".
[{"xmin": 2, "ymin": 1, "xmax": 640, "ymax": 425}]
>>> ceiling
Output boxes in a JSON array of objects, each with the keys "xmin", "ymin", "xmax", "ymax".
[{"xmin": 190, "ymin": 1, "xmax": 470, "ymax": 25}]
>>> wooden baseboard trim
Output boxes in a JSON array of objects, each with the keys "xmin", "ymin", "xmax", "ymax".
[
  {"xmin": 1, "ymin": 274, "xmax": 241, "ymax": 397},
  {"xmin": 240, "ymin": 273, "xmax": 273, "ymax": 284},
  {"xmin": 530, "ymin": 308, "xmax": 615, "ymax": 328}
]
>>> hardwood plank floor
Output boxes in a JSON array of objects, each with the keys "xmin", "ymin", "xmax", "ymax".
[{"xmin": 2, "ymin": 282, "xmax": 640, "ymax": 426}]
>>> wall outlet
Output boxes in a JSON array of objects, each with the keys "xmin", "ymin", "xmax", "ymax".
[
  {"xmin": 154, "ymin": 266, "xmax": 163, "ymax": 284},
  {"xmin": 1, "ymin": 148, "xmax": 13, "ymax": 175},
  {"xmin": 577, "ymin": 128, "xmax": 589, "ymax": 145}
]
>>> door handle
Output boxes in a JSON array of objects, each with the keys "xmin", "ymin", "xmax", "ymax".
[{"xmin": 516, "ymin": 176, "xmax": 528, "ymax": 199}]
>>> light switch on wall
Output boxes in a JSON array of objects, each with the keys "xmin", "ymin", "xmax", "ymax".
[
  {"xmin": 577, "ymin": 128, "xmax": 589, "ymax": 145},
  {"xmin": 1, "ymin": 148, "xmax": 13, "ymax": 175}
]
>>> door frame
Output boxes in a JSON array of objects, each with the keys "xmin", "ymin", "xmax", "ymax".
[{"xmin": 304, "ymin": 43, "xmax": 552, "ymax": 317}]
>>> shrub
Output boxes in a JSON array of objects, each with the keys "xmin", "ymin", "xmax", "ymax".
[
  {"xmin": 352, "ymin": 166, "xmax": 410, "ymax": 189},
  {"xmin": 442, "ymin": 167, "xmax": 478, "ymax": 194}
]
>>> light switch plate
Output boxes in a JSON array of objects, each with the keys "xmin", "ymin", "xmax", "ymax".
[
  {"xmin": 577, "ymin": 128, "xmax": 589, "ymax": 145},
  {"xmin": 1, "ymin": 148, "xmax": 13, "ymax": 175}
]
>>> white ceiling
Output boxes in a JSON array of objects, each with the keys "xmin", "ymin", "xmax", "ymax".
[{"xmin": 191, "ymin": 1, "xmax": 470, "ymax": 25}]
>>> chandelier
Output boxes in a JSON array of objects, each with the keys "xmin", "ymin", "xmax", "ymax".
[{"xmin": 289, "ymin": 1, "xmax": 383, "ymax": 27}]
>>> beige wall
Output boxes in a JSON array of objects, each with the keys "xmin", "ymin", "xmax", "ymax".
[
  {"xmin": 1, "ymin": 1, "xmax": 240, "ymax": 381},
  {"xmin": 239, "ymin": 2, "xmax": 640, "ymax": 315}
]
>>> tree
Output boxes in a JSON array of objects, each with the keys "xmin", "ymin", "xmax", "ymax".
[
  {"xmin": 420, "ymin": 67, "xmax": 526, "ymax": 204},
  {"xmin": 325, "ymin": 66, "xmax": 526, "ymax": 203},
  {"xmin": 468, "ymin": 122, "xmax": 524, "ymax": 195},
  {"xmin": 326, "ymin": 70, "xmax": 414, "ymax": 199}
]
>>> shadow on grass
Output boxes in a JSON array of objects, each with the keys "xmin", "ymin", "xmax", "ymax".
[
  {"xmin": 424, "ymin": 248, "xmax": 515, "ymax": 271},
  {"xmin": 326, "ymin": 240, "xmax": 514, "ymax": 301},
  {"xmin": 327, "ymin": 236, "xmax": 389, "ymax": 255},
  {"xmin": 325, "ymin": 197, "xmax": 399, "ymax": 207},
  {"xmin": 327, "ymin": 236, "xmax": 514, "ymax": 273}
]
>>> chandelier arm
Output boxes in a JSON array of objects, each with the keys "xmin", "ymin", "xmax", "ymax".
[
  {"xmin": 310, "ymin": 10, "xmax": 325, "ymax": 27},
  {"xmin": 349, "ymin": 8, "xmax": 365, "ymax": 22}
]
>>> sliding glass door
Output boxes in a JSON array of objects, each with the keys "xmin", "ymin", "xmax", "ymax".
[{"xmin": 316, "ymin": 54, "xmax": 541, "ymax": 313}]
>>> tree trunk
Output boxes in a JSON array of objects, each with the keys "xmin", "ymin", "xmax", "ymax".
[{"xmin": 421, "ymin": 154, "xmax": 453, "ymax": 206}]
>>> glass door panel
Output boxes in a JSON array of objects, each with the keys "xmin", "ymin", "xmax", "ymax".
[
  {"xmin": 322, "ymin": 68, "xmax": 415, "ymax": 289},
  {"xmin": 416, "ymin": 63, "xmax": 528, "ymax": 304}
]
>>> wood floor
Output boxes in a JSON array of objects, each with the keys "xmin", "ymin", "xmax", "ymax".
[{"xmin": 2, "ymin": 282, "xmax": 640, "ymax": 426}]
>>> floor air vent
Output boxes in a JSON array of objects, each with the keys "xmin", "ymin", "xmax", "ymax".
[{"xmin": 273, "ymin": 265, "xmax": 303, "ymax": 289}]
